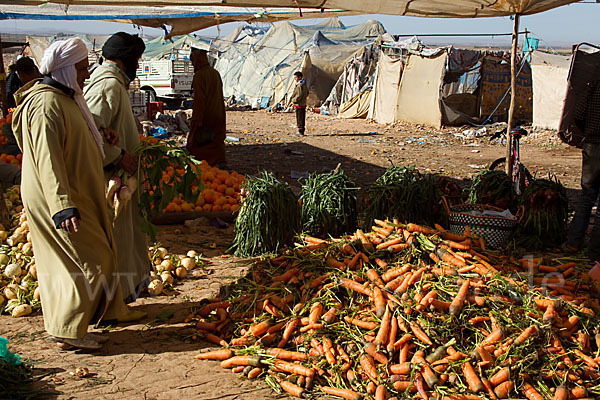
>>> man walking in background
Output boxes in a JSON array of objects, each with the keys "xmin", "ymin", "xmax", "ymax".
[
  {"xmin": 290, "ymin": 71, "xmax": 308, "ymax": 136},
  {"xmin": 84, "ymin": 32, "xmax": 151, "ymax": 302}
]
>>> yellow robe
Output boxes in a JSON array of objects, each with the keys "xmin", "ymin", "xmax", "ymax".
[
  {"xmin": 12, "ymin": 80, "xmax": 128, "ymax": 339},
  {"xmin": 84, "ymin": 63, "xmax": 151, "ymax": 302}
]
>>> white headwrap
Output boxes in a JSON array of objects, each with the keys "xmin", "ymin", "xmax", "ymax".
[{"xmin": 39, "ymin": 38, "xmax": 105, "ymax": 158}]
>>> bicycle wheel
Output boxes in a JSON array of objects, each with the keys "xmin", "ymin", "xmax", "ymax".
[
  {"xmin": 516, "ymin": 164, "xmax": 534, "ymax": 195},
  {"xmin": 489, "ymin": 157, "xmax": 506, "ymax": 171}
]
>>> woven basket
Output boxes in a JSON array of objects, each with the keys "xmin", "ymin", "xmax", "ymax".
[{"xmin": 442, "ymin": 197, "xmax": 523, "ymax": 249}]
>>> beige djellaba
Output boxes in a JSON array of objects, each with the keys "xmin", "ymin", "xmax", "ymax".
[{"xmin": 11, "ymin": 80, "xmax": 129, "ymax": 339}]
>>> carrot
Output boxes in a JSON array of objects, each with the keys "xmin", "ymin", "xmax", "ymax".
[
  {"xmin": 272, "ymin": 268, "xmax": 300, "ymax": 282},
  {"xmin": 482, "ymin": 379, "xmax": 497, "ymax": 399},
  {"xmin": 195, "ymin": 320, "xmax": 218, "ymax": 331},
  {"xmin": 250, "ymin": 320, "xmax": 272, "ymax": 337},
  {"xmin": 392, "ymin": 380, "xmax": 416, "ymax": 392},
  {"xmin": 375, "ymin": 384, "xmax": 387, "ymax": 400},
  {"xmin": 220, "ymin": 355, "xmax": 261, "ymax": 368},
  {"xmin": 246, "ymin": 367, "xmax": 262, "ymax": 379},
  {"xmin": 412, "ymin": 350, "xmax": 439, "ymax": 388},
  {"xmin": 377, "ymin": 237, "xmax": 403, "ymax": 250},
  {"xmin": 388, "ymin": 243, "xmax": 411, "ymax": 253},
  {"xmin": 552, "ymin": 385, "xmax": 568, "ymax": 400},
  {"xmin": 356, "ymin": 229, "xmax": 375, "ymax": 252},
  {"xmin": 299, "ymin": 324, "xmax": 324, "ymax": 333},
  {"xmin": 429, "ymin": 298, "xmax": 451, "ymax": 311},
  {"xmin": 476, "ymin": 345, "xmax": 494, "ymax": 367},
  {"xmin": 322, "ymin": 306, "xmax": 338, "ymax": 325},
  {"xmin": 374, "ymin": 305, "xmax": 391, "ymax": 346},
  {"xmin": 266, "ymin": 348, "xmax": 307, "ymax": 361},
  {"xmin": 230, "ymin": 336, "xmax": 256, "ymax": 346},
  {"xmin": 304, "ymin": 235, "xmax": 327, "ymax": 244},
  {"xmin": 573, "ymin": 349, "xmax": 599, "ymax": 368},
  {"xmin": 277, "ymin": 318, "xmax": 299, "ymax": 348},
  {"xmin": 365, "ymin": 342, "xmax": 389, "ymax": 364},
  {"xmin": 410, "ymin": 322, "xmax": 433, "ymax": 346},
  {"xmin": 387, "ymin": 316, "xmax": 399, "ymax": 353},
  {"xmin": 514, "ymin": 325, "xmax": 538, "ymax": 345},
  {"xmin": 522, "ymin": 382, "xmax": 544, "ymax": 400},
  {"xmin": 462, "ymin": 361, "xmax": 484, "ymax": 392},
  {"xmin": 339, "ymin": 277, "xmax": 373, "ymax": 297},
  {"xmin": 442, "ymin": 240, "xmax": 471, "ymax": 250},
  {"xmin": 368, "ymin": 286, "xmax": 385, "ymax": 318},
  {"xmin": 481, "ymin": 328, "xmax": 504, "ymax": 346},
  {"xmin": 367, "ymin": 268, "xmax": 385, "ymax": 287},
  {"xmin": 570, "ymin": 386, "xmax": 588, "ymax": 398},
  {"xmin": 359, "ymin": 353, "xmax": 378, "ymax": 382},
  {"xmin": 382, "ymin": 265, "xmax": 410, "ymax": 283},
  {"xmin": 538, "ymin": 265, "xmax": 558, "ymax": 273},
  {"xmin": 277, "ymin": 377, "xmax": 305, "ymax": 398},
  {"xmin": 416, "ymin": 290, "xmax": 438, "ymax": 312},
  {"xmin": 272, "ymin": 361, "xmax": 314, "ymax": 377},
  {"xmin": 440, "ymin": 231, "xmax": 468, "ymax": 242},
  {"xmin": 449, "ymin": 280, "xmax": 470, "ymax": 316},
  {"xmin": 195, "ymin": 348, "xmax": 233, "ymax": 360},
  {"xmin": 322, "ymin": 337, "xmax": 336, "ymax": 365},
  {"xmin": 494, "ymin": 380, "xmax": 514, "ymax": 398},
  {"xmin": 321, "ymin": 386, "xmax": 363, "ymax": 400},
  {"xmin": 309, "ymin": 302, "xmax": 324, "ymax": 325},
  {"xmin": 197, "ymin": 301, "xmax": 232, "ymax": 317},
  {"xmin": 489, "ymin": 367, "xmax": 510, "ymax": 386},
  {"xmin": 394, "ymin": 333, "xmax": 413, "ymax": 349},
  {"xmin": 436, "ymin": 247, "xmax": 467, "ymax": 267},
  {"xmin": 344, "ymin": 315, "xmax": 378, "ymax": 330},
  {"xmin": 406, "ymin": 223, "xmax": 435, "ymax": 234}
]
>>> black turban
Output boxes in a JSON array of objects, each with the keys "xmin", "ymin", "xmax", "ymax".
[{"xmin": 102, "ymin": 32, "xmax": 145, "ymax": 61}]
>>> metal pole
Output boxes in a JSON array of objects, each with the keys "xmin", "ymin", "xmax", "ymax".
[
  {"xmin": 0, "ymin": 34, "xmax": 8, "ymax": 117},
  {"xmin": 505, "ymin": 14, "xmax": 520, "ymax": 175}
]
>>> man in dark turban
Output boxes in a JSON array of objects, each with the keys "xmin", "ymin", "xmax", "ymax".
[{"xmin": 84, "ymin": 32, "xmax": 151, "ymax": 304}]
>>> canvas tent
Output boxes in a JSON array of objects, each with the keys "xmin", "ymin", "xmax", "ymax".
[
  {"xmin": 211, "ymin": 19, "xmax": 385, "ymax": 107},
  {"xmin": 530, "ymin": 51, "xmax": 571, "ymax": 130}
]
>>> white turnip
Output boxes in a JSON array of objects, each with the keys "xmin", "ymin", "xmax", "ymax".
[{"xmin": 106, "ymin": 176, "xmax": 121, "ymax": 206}]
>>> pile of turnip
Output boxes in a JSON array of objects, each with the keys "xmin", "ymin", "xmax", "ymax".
[
  {"xmin": 0, "ymin": 211, "xmax": 39, "ymax": 318},
  {"xmin": 147, "ymin": 245, "xmax": 203, "ymax": 296}
]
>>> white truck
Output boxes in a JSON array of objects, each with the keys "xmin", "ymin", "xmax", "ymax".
[{"xmin": 136, "ymin": 59, "xmax": 194, "ymax": 109}]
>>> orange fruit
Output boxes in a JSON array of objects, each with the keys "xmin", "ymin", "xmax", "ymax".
[
  {"xmin": 173, "ymin": 204, "xmax": 182, "ymax": 213},
  {"xmin": 227, "ymin": 196, "xmax": 238, "ymax": 205},
  {"xmin": 225, "ymin": 177, "xmax": 235, "ymax": 186},
  {"xmin": 213, "ymin": 178, "xmax": 223, "ymax": 186},
  {"xmin": 16, "ymin": 154, "xmax": 22, "ymax": 161},
  {"xmin": 165, "ymin": 203, "xmax": 177, "ymax": 213},
  {"xmin": 202, "ymin": 204, "xmax": 212, "ymax": 212},
  {"xmin": 217, "ymin": 184, "xmax": 227, "ymax": 194},
  {"xmin": 196, "ymin": 194, "xmax": 205, "ymax": 206},
  {"xmin": 225, "ymin": 187, "xmax": 235, "ymax": 196},
  {"xmin": 231, "ymin": 204, "xmax": 240, "ymax": 212},
  {"xmin": 181, "ymin": 203, "xmax": 194, "ymax": 212},
  {"xmin": 212, "ymin": 204, "xmax": 222, "ymax": 212},
  {"xmin": 222, "ymin": 204, "xmax": 232, "ymax": 212},
  {"xmin": 194, "ymin": 206, "xmax": 202, "ymax": 212}
]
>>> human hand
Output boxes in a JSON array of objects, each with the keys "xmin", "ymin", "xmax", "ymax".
[
  {"xmin": 102, "ymin": 128, "xmax": 120, "ymax": 146},
  {"xmin": 59, "ymin": 216, "xmax": 81, "ymax": 233},
  {"xmin": 117, "ymin": 151, "xmax": 138, "ymax": 175}
]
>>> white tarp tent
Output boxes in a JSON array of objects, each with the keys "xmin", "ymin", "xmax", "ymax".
[
  {"xmin": 368, "ymin": 52, "xmax": 403, "ymax": 124},
  {"xmin": 530, "ymin": 50, "xmax": 571, "ymax": 130},
  {"xmin": 211, "ymin": 19, "xmax": 385, "ymax": 107}
]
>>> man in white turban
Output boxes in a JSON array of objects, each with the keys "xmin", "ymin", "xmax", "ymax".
[{"xmin": 11, "ymin": 38, "xmax": 145, "ymax": 351}]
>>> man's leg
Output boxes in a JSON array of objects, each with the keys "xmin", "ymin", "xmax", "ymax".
[
  {"xmin": 297, "ymin": 107, "xmax": 306, "ymax": 135},
  {"xmin": 568, "ymin": 143, "xmax": 600, "ymax": 250}
]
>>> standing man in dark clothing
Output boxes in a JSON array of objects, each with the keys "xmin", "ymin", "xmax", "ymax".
[
  {"xmin": 290, "ymin": 71, "xmax": 308, "ymax": 136},
  {"xmin": 186, "ymin": 47, "xmax": 226, "ymax": 167},
  {"xmin": 566, "ymin": 80, "xmax": 600, "ymax": 264},
  {"xmin": 6, "ymin": 64, "xmax": 22, "ymax": 109}
]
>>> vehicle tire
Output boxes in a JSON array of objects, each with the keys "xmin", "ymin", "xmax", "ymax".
[
  {"xmin": 489, "ymin": 157, "xmax": 506, "ymax": 171},
  {"xmin": 163, "ymin": 98, "xmax": 183, "ymax": 110}
]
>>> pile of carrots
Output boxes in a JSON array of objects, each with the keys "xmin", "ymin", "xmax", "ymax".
[{"xmin": 190, "ymin": 219, "xmax": 600, "ymax": 400}]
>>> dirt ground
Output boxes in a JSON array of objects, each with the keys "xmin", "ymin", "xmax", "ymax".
[{"xmin": 0, "ymin": 111, "xmax": 584, "ymax": 399}]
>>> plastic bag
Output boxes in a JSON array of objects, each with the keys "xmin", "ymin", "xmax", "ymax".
[{"xmin": 0, "ymin": 336, "xmax": 22, "ymax": 365}]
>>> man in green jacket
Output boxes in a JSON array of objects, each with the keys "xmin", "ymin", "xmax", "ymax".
[
  {"xmin": 84, "ymin": 32, "xmax": 151, "ymax": 303},
  {"xmin": 289, "ymin": 71, "xmax": 309, "ymax": 136}
]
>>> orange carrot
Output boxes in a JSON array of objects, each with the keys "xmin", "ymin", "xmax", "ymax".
[
  {"xmin": 304, "ymin": 235, "xmax": 327, "ymax": 244},
  {"xmin": 570, "ymin": 386, "xmax": 588, "ymax": 398},
  {"xmin": 514, "ymin": 325, "xmax": 538, "ymax": 345},
  {"xmin": 416, "ymin": 290, "xmax": 438, "ymax": 312},
  {"xmin": 387, "ymin": 316, "xmax": 399, "ymax": 354},
  {"xmin": 462, "ymin": 361, "xmax": 484, "ymax": 392},
  {"xmin": 436, "ymin": 247, "xmax": 467, "ymax": 267},
  {"xmin": 339, "ymin": 277, "xmax": 373, "ymax": 297},
  {"xmin": 394, "ymin": 333, "xmax": 413, "ymax": 349},
  {"xmin": 247, "ymin": 367, "xmax": 262, "ymax": 379},
  {"xmin": 359, "ymin": 353, "xmax": 378, "ymax": 382},
  {"xmin": 389, "ymin": 362, "xmax": 411, "ymax": 375},
  {"xmin": 429, "ymin": 298, "xmax": 451, "ymax": 312},
  {"xmin": 382, "ymin": 264, "xmax": 411, "ymax": 283},
  {"xmin": 266, "ymin": 348, "xmax": 307, "ymax": 361},
  {"xmin": 365, "ymin": 342, "xmax": 389, "ymax": 364},
  {"xmin": 220, "ymin": 355, "xmax": 261, "ymax": 368},
  {"xmin": 552, "ymin": 385, "xmax": 568, "ymax": 400},
  {"xmin": 272, "ymin": 361, "xmax": 314, "ymax": 377},
  {"xmin": 412, "ymin": 350, "xmax": 439, "ymax": 388},
  {"xmin": 375, "ymin": 384, "xmax": 387, "ymax": 400},
  {"xmin": 299, "ymin": 324, "xmax": 324, "ymax": 333},
  {"xmin": 277, "ymin": 377, "xmax": 305, "ymax": 398},
  {"xmin": 322, "ymin": 306, "xmax": 339, "ymax": 325},
  {"xmin": 374, "ymin": 305, "xmax": 391, "ymax": 346},
  {"xmin": 522, "ymin": 382, "xmax": 544, "ymax": 400},
  {"xmin": 195, "ymin": 348, "xmax": 233, "ymax": 360},
  {"xmin": 481, "ymin": 328, "xmax": 504, "ymax": 346},
  {"xmin": 367, "ymin": 268, "xmax": 385, "ymax": 287},
  {"xmin": 322, "ymin": 337, "xmax": 336, "ymax": 366},
  {"xmin": 377, "ymin": 237, "xmax": 403, "ymax": 250},
  {"xmin": 476, "ymin": 346, "xmax": 494, "ymax": 367},
  {"xmin": 309, "ymin": 273, "xmax": 331, "ymax": 289},
  {"xmin": 410, "ymin": 322, "xmax": 433, "ymax": 346},
  {"xmin": 326, "ymin": 256, "xmax": 347, "ymax": 270},
  {"xmin": 309, "ymin": 302, "xmax": 324, "ymax": 325},
  {"xmin": 373, "ymin": 287, "xmax": 387, "ymax": 318},
  {"xmin": 195, "ymin": 320, "xmax": 218, "ymax": 331},
  {"xmin": 388, "ymin": 243, "xmax": 411, "ymax": 253},
  {"xmin": 494, "ymin": 380, "xmax": 514, "ymax": 398},
  {"xmin": 197, "ymin": 301, "xmax": 232, "ymax": 317},
  {"xmin": 442, "ymin": 240, "xmax": 471, "ymax": 250},
  {"xmin": 321, "ymin": 386, "xmax": 363, "ymax": 400},
  {"xmin": 202, "ymin": 333, "xmax": 228, "ymax": 347},
  {"xmin": 272, "ymin": 268, "xmax": 300, "ymax": 282},
  {"xmin": 277, "ymin": 318, "xmax": 299, "ymax": 348},
  {"xmin": 230, "ymin": 336, "xmax": 256, "ymax": 346},
  {"xmin": 250, "ymin": 320, "xmax": 272, "ymax": 337},
  {"xmin": 449, "ymin": 280, "xmax": 470, "ymax": 316},
  {"xmin": 344, "ymin": 315, "xmax": 378, "ymax": 330},
  {"xmin": 356, "ymin": 229, "xmax": 375, "ymax": 252},
  {"xmin": 414, "ymin": 372, "xmax": 429, "ymax": 400},
  {"xmin": 407, "ymin": 223, "xmax": 435, "ymax": 234}
]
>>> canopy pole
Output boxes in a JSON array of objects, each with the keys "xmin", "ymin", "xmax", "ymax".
[
  {"xmin": 0, "ymin": 34, "xmax": 7, "ymax": 117},
  {"xmin": 505, "ymin": 14, "xmax": 520, "ymax": 176}
]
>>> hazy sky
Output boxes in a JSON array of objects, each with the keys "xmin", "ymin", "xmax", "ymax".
[{"xmin": 0, "ymin": 2, "xmax": 598, "ymax": 47}]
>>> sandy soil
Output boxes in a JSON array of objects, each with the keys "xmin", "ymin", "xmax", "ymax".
[{"xmin": 0, "ymin": 111, "xmax": 584, "ymax": 399}]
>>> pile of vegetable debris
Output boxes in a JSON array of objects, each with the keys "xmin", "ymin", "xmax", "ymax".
[
  {"xmin": 232, "ymin": 172, "xmax": 300, "ymax": 257},
  {"xmin": 0, "ymin": 359, "xmax": 40, "ymax": 399},
  {"xmin": 300, "ymin": 165, "xmax": 358, "ymax": 238},
  {"xmin": 468, "ymin": 170, "xmax": 515, "ymax": 211},
  {"xmin": 363, "ymin": 166, "xmax": 442, "ymax": 229},
  {"xmin": 191, "ymin": 220, "xmax": 600, "ymax": 400},
  {"xmin": 516, "ymin": 177, "xmax": 569, "ymax": 250}
]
